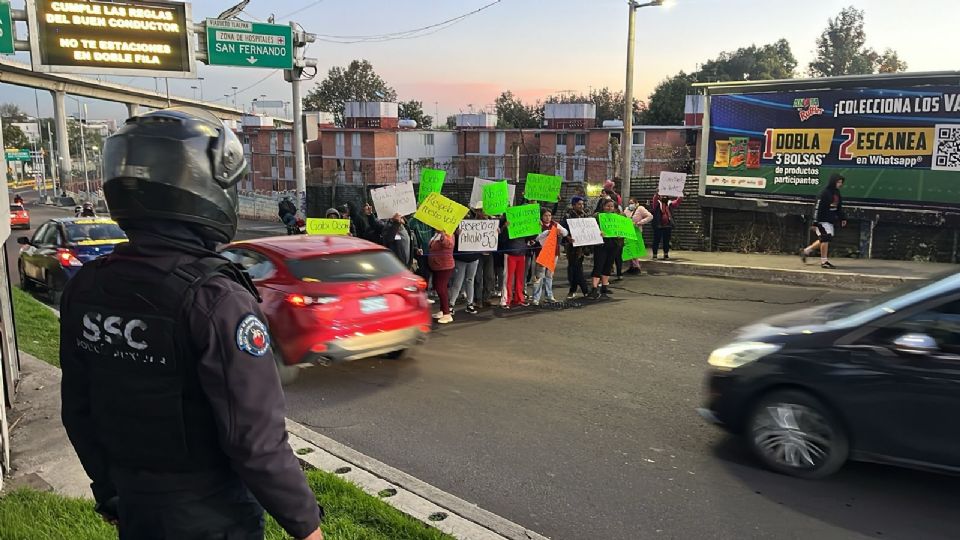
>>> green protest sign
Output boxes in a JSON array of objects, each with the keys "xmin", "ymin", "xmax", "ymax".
[
  {"xmin": 506, "ymin": 204, "xmax": 541, "ymax": 239},
  {"xmin": 524, "ymin": 173, "xmax": 562, "ymax": 202},
  {"xmin": 482, "ymin": 181, "xmax": 509, "ymax": 215},
  {"xmin": 418, "ymin": 168, "xmax": 446, "ymax": 203},
  {"xmin": 599, "ymin": 213, "xmax": 638, "ymax": 240},
  {"xmin": 622, "ymin": 228, "xmax": 647, "ymax": 260}
]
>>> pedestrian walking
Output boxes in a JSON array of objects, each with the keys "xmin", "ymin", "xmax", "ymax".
[
  {"xmin": 588, "ymin": 198, "xmax": 622, "ymax": 299},
  {"xmin": 801, "ymin": 173, "xmax": 846, "ymax": 269},
  {"xmin": 561, "ymin": 196, "xmax": 591, "ymax": 299},
  {"xmin": 60, "ymin": 108, "xmax": 324, "ymax": 540},
  {"xmin": 531, "ymin": 208, "xmax": 568, "ymax": 305},
  {"xmin": 651, "ymin": 189, "xmax": 682, "ymax": 260},
  {"xmin": 624, "ymin": 197, "xmax": 653, "ymax": 274},
  {"xmin": 428, "ymin": 229, "xmax": 455, "ymax": 324}
]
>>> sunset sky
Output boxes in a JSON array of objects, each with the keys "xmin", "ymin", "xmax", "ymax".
[{"xmin": 1, "ymin": 0, "xmax": 958, "ymax": 122}]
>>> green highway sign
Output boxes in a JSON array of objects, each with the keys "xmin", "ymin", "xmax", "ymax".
[
  {"xmin": 5, "ymin": 149, "xmax": 32, "ymax": 162},
  {"xmin": 206, "ymin": 19, "xmax": 293, "ymax": 69},
  {"xmin": 0, "ymin": 1, "xmax": 14, "ymax": 55}
]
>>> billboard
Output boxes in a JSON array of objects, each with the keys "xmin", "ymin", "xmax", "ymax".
[
  {"xmin": 703, "ymin": 85, "xmax": 960, "ymax": 209},
  {"xmin": 27, "ymin": 0, "xmax": 195, "ymax": 77}
]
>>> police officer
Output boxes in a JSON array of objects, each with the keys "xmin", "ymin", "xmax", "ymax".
[{"xmin": 60, "ymin": 107, "xmax": 324, "ymax": 540}]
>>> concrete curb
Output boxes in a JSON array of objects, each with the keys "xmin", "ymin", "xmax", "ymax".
[
  {"xmin": 644, "ymin": 260, "xmax": 923, "ymax": 291},
  {"xmin": 287, "ymin": 420, "xmax": 550, "ymax": 540}
]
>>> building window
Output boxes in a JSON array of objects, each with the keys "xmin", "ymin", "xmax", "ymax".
[
  {"xmin": 575, "ymin": 133, "xmax": 586, "ymax": 146},
  {"xmin": 353, "ymin": 160, "xmax": 362, "ymax": 172},
  {"xmin": 336, "ymin": 159, "xmax": 343, "ymax": 170},
  {"xmin": 351, "ymin": 133, "xmax": 361, "ymax": 146},
  {"xmin": 632, "ymin": 132, "xmax": 645, "ymax": 146},
  {"xmin": 424, "ymin": 133, "xmax": 434, "ymax": 146},
  {"xmin": 335, "ymin": 133, "xmax": 344, "ymax": 146},
  {"xmin": 556, "ymin": 133, "xmax": 565, "ymax": 146}
]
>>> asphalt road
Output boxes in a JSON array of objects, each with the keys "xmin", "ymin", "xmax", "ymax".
[{"xmin": 281, "ymin": 276, "xmax": 960, "ymax": 540}]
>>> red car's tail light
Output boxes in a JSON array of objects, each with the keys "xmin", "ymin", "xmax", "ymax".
[
  {"xmin": 403, "ymin": 278, "xmax": 428, "ymax": 293},
  {"xmin": 57, "ymin": 249, "xmax": 83, "ymax": 267},
  {"xmin": 286, "ymin": 294, "xmax": 339, "ymax": 307}
]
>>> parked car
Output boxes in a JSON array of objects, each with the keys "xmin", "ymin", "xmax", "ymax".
[
  {"xmin": 18, "ymin": 217, "xmax": 128, "ymax": 305},
  {"xmin": 700, "ymin": 270, "xmax": 960, "ymax": 479},
  {"xmin": 9, "ymin": 203, "xmax": 29, "ymax": 230},
  {"xmin": 221, "ymin": 235, "xmax": 431, "ymax": 385}
]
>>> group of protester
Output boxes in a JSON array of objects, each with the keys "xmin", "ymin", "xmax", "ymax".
[{"xmin": 291, "ymin": 179, "xmax": 682, "ymax": 324}]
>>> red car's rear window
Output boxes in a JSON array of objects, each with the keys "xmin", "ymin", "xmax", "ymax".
[{"xmin": 286, "ymin": 251, "xmax": 406, "ymax": 283}]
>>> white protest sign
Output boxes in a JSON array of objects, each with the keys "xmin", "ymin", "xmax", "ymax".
[
  {"xmin": 371, "ymin": 182, "xmax": 418, "ymax": 218},
  {"xmin": 567, "ymin": 218, "xmax": 603, "ymax": 247},
  {"xmin": 458, "ymin": 219, "xmax": 499, "ymax": 252},
  {"xmin": 658, "ymin": 171, "xmax": 686, "ymax": 198},
  {"xmin": 469, "ymin": 178, "xmax": 516, "ymax": 209}
]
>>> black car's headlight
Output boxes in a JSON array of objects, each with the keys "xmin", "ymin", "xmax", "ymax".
[{"xmin": 708, "ymin": 342, "xmax": 781, "ymax": 371}]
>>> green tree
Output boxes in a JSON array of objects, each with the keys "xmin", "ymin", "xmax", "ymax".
[
  {"xmin": 643, "ymin": 72, "xmax": 698, "ymax": 126},
  {"xmin": 445, "ymin": 115, "xmax": 457, "ymax": 129},
  {"xmin": 698, "ymin": 39, "xmax": 797, "ymax": 82},
  {"xmin": 494, "ymin": 91, "xmax": 541, "ymax": 128},
  {"xmin": 545, "ymin": 86, "xmax": 646, "ymax": 123},
  {"xmin": 398, "ymin": 100, "xmax": 433, "ymax": 128},
  {"xmin": 0, "ymin": 103, "xmax": 28, "ymax": 122},
  {"xmin": 3, "ymin": 124, "xmax": 29, "ymax": 149},
  {"xmin": 302, "ymin": 60, "xmax": 397, "ymax": 126},
  {"xmin": 808, "ymin": 6, "xmax": 906, "ymax": 76}
]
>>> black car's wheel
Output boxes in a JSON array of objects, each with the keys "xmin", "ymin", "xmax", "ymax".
[
  {"xmin": 46, "ymin": 273, "xmax": 62, "ymax": 307},
  {"xmin": 747, "ymin": 389, "xmax": 848, "ymax": 479},
  {"xmin": 18, "ymin": 261, "xmax": 33, "ymax": 291}
]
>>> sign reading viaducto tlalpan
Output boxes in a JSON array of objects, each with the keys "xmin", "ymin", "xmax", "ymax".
[
  {"xmin": 206, "ymin": 19, "xmax": 293, "ymax": 69},
  {"xmin": 26, "ymin": 0, "xmax": 196, "ymax": 77}
]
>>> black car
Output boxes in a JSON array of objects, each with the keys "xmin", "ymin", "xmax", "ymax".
[
  {"xmin": 18, "ymin": 217, "xmax": 128, "ymax": 305},
  {"xmin": 700, "ymin": 271, "xmax": 960, "ymax": 479}
]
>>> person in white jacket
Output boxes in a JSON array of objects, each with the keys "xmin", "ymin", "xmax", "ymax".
[
  {"xmin": 531, "ymin": 208, "xmax": 569, "ymax": 305},
  {"xmin": 624, "ymin": 198, "xmax": 653, "ymax": 274}
]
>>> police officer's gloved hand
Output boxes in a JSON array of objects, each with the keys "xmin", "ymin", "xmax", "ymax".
[{"xmin": 94, "ymin": 496, "xmax": 120, "ymax": 526}]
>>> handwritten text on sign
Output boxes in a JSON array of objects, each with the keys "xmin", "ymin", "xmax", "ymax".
[
  {"xmin": 458, "ymin": 220, "xmax": 499, "ymax": 252},
  {"xmin": 524, "ymin": 173, "xmax": 562, "ymax": 202},
  {"xmin": 418, "ymin": 168, "xmax": 446, "ymax": 203},
  {"xmin": 658, "ymin": 171, "xmax": 686, "ymax": 198},
  {"xmin": 566, "ymin": 218, "xmax": 603, "ymax": 246},
  {"xmin": 371, "ymin": 182, "xmax": 417, "ymax": 217},
  {"xmin": 599, "ymin": 213, "xmax": 638, "ymax": 240},
  {"xmin": 505, "ymin": 204, "xmax": 541, "ymax": 239},
  {"xmin": 469, "ymin": 178, "xmax": 516, "ymax": 209},
  {"xmin": 306, "ymin": 218, "xmax": 350, "ymax": 235},
  {"xmin": 413, "ymin": 192, "xmax": 469, "ymax": 235}
]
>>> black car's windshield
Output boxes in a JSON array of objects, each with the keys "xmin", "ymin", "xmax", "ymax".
[
  {"xmin": 286, "ymin": 251, "xmax": 406, "ymax": 283},
  {"xmin": 827, "ymin": 270, "xmax": 960, "ymax": 327},
  {"xmin": 64, "ymin": 221, "xmax": 127, "ymax": 243}
]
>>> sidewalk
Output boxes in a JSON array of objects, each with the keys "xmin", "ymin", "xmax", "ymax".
[{"xmin": 642, "ymin": 251, "xmax": 955, "ymax": 291}]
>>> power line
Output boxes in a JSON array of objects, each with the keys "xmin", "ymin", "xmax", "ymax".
[
  {"xmin": 277, "ymin": 0, "xmax": 327, "ymax": 20},
  {"xmin": 313, "ymin": 0, "xmax": 502, "ymax": 43}
]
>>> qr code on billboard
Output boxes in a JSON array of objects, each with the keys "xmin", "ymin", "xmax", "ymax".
[{"xmin": 933, "ymin": 124, "xmax": 960, "ymax": 171}]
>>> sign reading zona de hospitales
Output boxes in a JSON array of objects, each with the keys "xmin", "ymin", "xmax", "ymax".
[{"xmin": 206, "ymin": 19, "xmax": 293, "ymax": 69}]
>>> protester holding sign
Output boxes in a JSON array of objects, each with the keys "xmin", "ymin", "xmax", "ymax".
[
  {"xmin": 588, "ymin": 198, "xmax": 622, "ymax": 299},
  {"xmin": 531, "ymin": 208, "xmax": 568, "ymax": 305},
  {"xmin": 428, "ymin": 229, "xmax": 456, "ymax": 324},
  {"xmin": 408, "ymin": 216, "xmax": 434, "ymax": 282},
  {"xmin": 623, "ymin": 198, "xmax": 653, "ymax": 274},
  {"xmin": 561, "ymin": 196, "xmax": 592, "ymax": 299},
  {"xmin": 382, "ymin": 213, "xmax": 416, "ymax": 269},
  {"xmin": 499, "ymin": 214, "xmax": 533, "ymax": 308},
  {"xmin": 651, "ymin": 190, "xmax": 682, "ymax": 260}
]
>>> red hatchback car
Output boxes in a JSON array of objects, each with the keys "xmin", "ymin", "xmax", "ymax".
[
  {"xmin": 10, "ymin": 204, "xmax": 29, "ymax": 230},
  {"xmin": 221, "ymin": 235, "xmax": 431, "ymax": 384}
]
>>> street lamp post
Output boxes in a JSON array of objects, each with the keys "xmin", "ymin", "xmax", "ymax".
[
  {"xmin": 67, "ymin": 97, "xmax": 91, "ymax": 199},
  {"xmin": 621, "ymin": 0, "xmax": 667, "ymax": 203},
  {"xmin": 231, "ymin": 86, "xmax": 239, "ymax": 108}
]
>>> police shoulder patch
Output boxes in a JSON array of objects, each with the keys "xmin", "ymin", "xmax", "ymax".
[{"xmin": 236, "ymin": 314, "xmax": 270, "ymax": 357}]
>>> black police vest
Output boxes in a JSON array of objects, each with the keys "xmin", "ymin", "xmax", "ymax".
[{"xmin": 65, "ymin": 256, "xmax": 233, "ymax": 473}]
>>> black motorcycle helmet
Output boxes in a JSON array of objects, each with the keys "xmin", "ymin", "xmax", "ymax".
[{"xmin": 102, "ymin": 107, "xmax": 247, "ymax": 243}]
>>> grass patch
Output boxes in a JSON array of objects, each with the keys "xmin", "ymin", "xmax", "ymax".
[
  {"xmin": 12, "ymin": 287, "xmax": 60, "ymax": 367},
  {"xmin": 0, "ymin": 469, "xmax": 453, "ymax": 540}
]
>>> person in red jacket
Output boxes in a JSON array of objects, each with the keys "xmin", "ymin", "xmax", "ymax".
[
  {"xmin": 651, "ymin": 190, "xmax": 682, "ymax": 260},
  {"xmin": 428, "ymin": 229, "xmax": 455, "ymax": 324}
]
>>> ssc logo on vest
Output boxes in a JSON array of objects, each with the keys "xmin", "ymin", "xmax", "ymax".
[{"xmin": 237, "ymin": 315, "xmax": 270, "ymax": 357}]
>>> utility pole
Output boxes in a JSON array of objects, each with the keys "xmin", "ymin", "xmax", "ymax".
[
  {"xmin": 285, "ymin": 21, "xmax": 317, "ymax": 215},
  {"xmin": 621, "ymin": 0, "xmax": 666, "ymax": 203}
]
